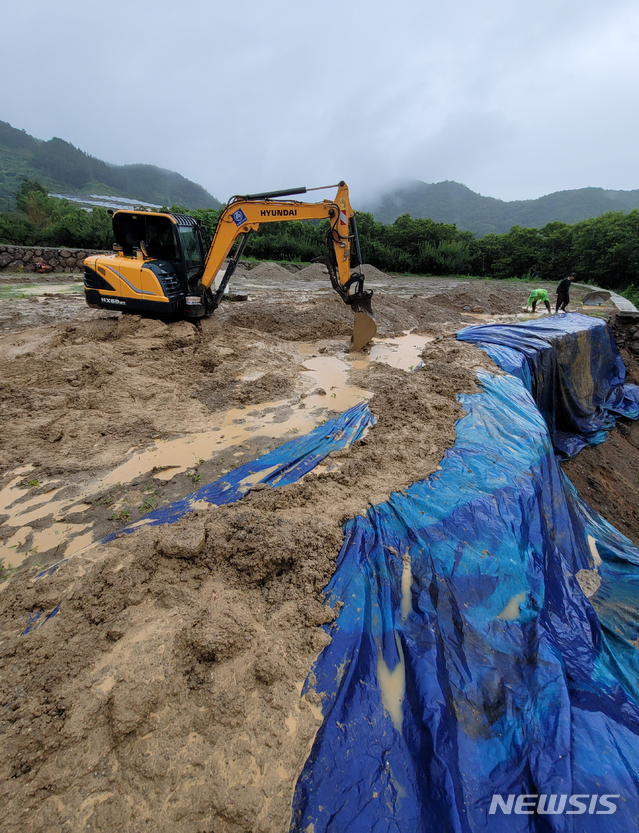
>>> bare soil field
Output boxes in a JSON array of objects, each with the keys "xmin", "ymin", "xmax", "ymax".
[{"xmin": 0, "ymin": 265, "xmax": 633, "ymax": 832}]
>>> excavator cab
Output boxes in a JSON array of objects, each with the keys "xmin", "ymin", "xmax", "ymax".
[
  {"xmin": 84, "ymin": 211, "xmax": 207, "ymax": 315},
  {"xmin": 111, "ymin": 211, "xmax": 205, "ymax": 280}
]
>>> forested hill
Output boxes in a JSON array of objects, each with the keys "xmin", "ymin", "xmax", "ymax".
[
  {"xmin": 365, "ymin": 180, "xmax": 639, "ymax": 236},
  {"xmin": 0, "ymin": 120, "xmax": 221, "ymax": 210}
]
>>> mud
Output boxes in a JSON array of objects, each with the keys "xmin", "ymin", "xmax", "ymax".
[
  {"xmin": 561, "ymin": 341, "xmax": 639, "ymax": 545},
  {"xmin": 0, "ymin": 267, "xmax": 632, "ymax": 832}
]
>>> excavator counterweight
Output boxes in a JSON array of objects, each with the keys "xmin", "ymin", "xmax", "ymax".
[{"xmin": 82, "ymin": 182, "xmax": 376, "ymax": 350}]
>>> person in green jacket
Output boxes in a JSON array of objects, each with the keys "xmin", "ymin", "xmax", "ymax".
[{"xmin": 526, "ymin": 288, "xmax": 551, "ymax": 314}]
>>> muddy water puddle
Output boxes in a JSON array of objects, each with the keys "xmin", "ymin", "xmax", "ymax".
[
  {"xmin": 367, "ymin": 332, "xmax": 433, "ymax": 369},
  {"xmin": 0, "ymin": 333, "xmax": 430, "ymax": 571}
]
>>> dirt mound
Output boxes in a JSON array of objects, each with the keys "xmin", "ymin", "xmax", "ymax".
[
  {"xmin": 218, "ymin": 286, "xmax": 493, "ymax": 343},
  {"xmin": 220, "ymin": 294, "xmax": 354, "ymax": 341},
  {"xmin": 0, "ymin": 334, "xmax": 497, "ymax": 832},
  {"xmin": 561, "ymin": 421, "xmax": 639, "ymax": 545},
  {"xmin": 294, "ymin": 262, "xmax": 331, "ymax": 281},
  {"xmin": 371, "ymin": 292, "xmax": 463, "ymax": 334},
  {"xmin": 360, "ymin": 263, "xmax": 392, "ymax": 282},
  {"xmin": 423, "ymin": 284, "xmax": 525, "ymax": 315},
  {"xmin": 195, "ymin": 371, "xmax": 294, "ymax": 411},
  {"xmin": 244, "ymin": 261, "xmax": 292, "ymax": 281}
]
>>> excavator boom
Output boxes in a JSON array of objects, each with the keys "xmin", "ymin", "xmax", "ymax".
[{"xmin": 195, "ymin": 181, "xmax": 375, "ymax": 349}]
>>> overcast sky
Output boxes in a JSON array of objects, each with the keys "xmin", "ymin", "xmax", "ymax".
[{"xmin": 2, "ymin": 0, "xmax": 638, "ymax": 204}]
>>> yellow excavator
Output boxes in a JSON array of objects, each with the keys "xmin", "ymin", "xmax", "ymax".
[{"xmin": 83, "ymin": 181, "xmax": 376, "ymax": 351}]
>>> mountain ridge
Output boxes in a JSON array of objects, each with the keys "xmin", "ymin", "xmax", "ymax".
[
  {"xmin": 2, "ymin": 118, "xmax": 639, "ymax": 233},
  {"xmin": 363, "ymin": 179, "xmax": 639, "ymax": 235},
  {"xmin": 0, "ymin": 120, "xmax": 221, "ymax": 211}
]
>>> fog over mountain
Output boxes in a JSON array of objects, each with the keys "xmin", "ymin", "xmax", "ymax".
[{"xmin": 1, "ymin": 1, "xmax": 638, "ymax": 205}]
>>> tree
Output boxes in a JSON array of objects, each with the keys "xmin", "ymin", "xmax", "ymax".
[
  {"xmin": 571, "ymin": 211, "xmax": 639, "ymax": 289},
  {"xmin": 15, "ymin": 179, "xmax": 47, "ymax": 213},
  {"xmin": 538, "ymin": 222, "xmax": 573, "ymax": 281}
]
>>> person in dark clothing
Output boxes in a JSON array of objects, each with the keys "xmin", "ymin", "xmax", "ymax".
[{"xmin": 556, "ymin": 273, "xmax": 576, "ymax": 313}]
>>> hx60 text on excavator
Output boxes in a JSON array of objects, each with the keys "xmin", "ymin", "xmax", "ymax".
[{"xmin": 82, "ymin": 182, "xmax": 376, "ymax": 351}]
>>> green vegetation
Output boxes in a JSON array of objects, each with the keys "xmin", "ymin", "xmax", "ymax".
[
  {"xmin": 621, "ymin": 285, "xmax": 639, "ymax": 307},
  {"xmin": 0, "ymin": 285, "xmax": 81, "ymax": 300},
  {"xmin": 3, "ymin": 180, "xmax": 639, "ymax": 295},
  {"xmin": 240, "ymin": 209, "xmax": 639, "ymax": 292},
  {"xmin": 0, "ymin": 180, "xmax": 114, "ymax": 247},
  {"xmin": 0, "ymin": 119, "xmax": 220, "ymax": 210},
  {"xmin": 139, "ymin": 498, "xmax": 157, "ymax": 515},
  {"xmin": 0, "ymin": 559, "xmax": 16, "ymax": 580},
  {"xmin": 94, "ymin": 485, "xmax": 123, "ymax": 508}
]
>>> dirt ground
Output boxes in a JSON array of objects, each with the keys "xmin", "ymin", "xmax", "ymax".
[
  {"xmin": 0, "ymin": 266, "xmax": 635, "ymax": 832},
  {"xmin": 561, "ymin": 340, "xmax": 639, "ymax": 546}
]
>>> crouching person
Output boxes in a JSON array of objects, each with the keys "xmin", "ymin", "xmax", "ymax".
[{"xmin": 526, "ymin": 288, "xmax": 551, "ymax": 314}]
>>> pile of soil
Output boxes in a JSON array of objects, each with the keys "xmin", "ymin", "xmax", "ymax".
[
  {"xmin": 357, "ymin": 263, "xmax": 394, "ymax": 282},
  {"xmin": 219, "ymin": 280, "xmax": 537, "ymax": 341},
  {"xmin": 424, "ymin": 287, "xmax": 515, "ymax": 314},
  {"xmin": 241, "ymin": 262, "xmax": 292, "ymax": 282},
  {"xmin": 0, "ymin": 271, "xmax": 635, "ymax": 832},
  {"xmin": 220, "ymin": 294, "xmax": 355, "ymax": 341},
  {"xmin": 561, "ymin": 421, "xmax": 639, "ymax": 544},
  {"xmin": 0, "ymin": 315, "xmax": 301, "ymax": 476},
  {"xmin": 0, "ymin": 327, "xmax": 496, "ymax": 832},
  {"xmin": 293, "ymin": 263, "xmax": 331, "ymax": 281}
]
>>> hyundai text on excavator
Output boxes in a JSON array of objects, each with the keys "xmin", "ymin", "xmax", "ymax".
[{"xmin": 82, "ymin": 182, "xmax": 376, "ymax": 351}]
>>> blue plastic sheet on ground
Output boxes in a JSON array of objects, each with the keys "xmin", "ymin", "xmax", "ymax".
[
  {"xmin": 457, "ymin": 312, "xmax": 639, "ymax": 457},
  {"xmin": 290, "ymin": 369, "xmax": 639, "ymax": 832},
  {"xmin": 102, "ymin": 401, "xmax": 374, "ymax": 542}
]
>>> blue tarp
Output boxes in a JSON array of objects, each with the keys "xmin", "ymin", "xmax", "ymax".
[
  {"xmin": 291, "ymin": 372, "xmax": 639, "ymax": 832},
  {"xmin": 457, "ymin": 313, "xmax": 639, "ymax": 457},
  {"xmin": 102, "ymin": 401, "xmax": 375, "ymax": 542},
  {"xmin": 290, "ymin": 317, "xmax": 639, "ymax": 832}
]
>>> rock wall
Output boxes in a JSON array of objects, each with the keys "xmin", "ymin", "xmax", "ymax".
[
  {"xmin": 0, "ymin": 245, "xmax": 110, "ymax": 273},
  {"xmin": 610, "ymin": 312, "xmax": 639, "ymax": 385}
]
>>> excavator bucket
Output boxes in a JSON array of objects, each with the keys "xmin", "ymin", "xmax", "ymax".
[{"xmin": 350, "ymin": 311, "xmax": 377, "ymax": 352}]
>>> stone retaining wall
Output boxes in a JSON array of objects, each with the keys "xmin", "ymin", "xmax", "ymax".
[
  {"xmin": 0, "ymin": 245, "xmax": 110, "ymax": 273},
  {"xmin": 611, "ymin": 312, "xmax": 639, "ymax": 358}
]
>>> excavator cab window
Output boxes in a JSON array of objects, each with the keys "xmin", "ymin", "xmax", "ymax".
[
  {"xmin": 178, "ymin": 226, "xmax": 204, "ymax": 279},
  {"xmin": 147, "ymin": 221, "xmax": 178, "ymax": 261},
  {"xmin": 112, "ymin": 212, "xmax": 178, "ymax": 261}
]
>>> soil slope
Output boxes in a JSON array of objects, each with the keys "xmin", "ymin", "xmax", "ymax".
[{"xmin": 0, "ymin": 270, "xmax": 635, "ymax": 832}]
